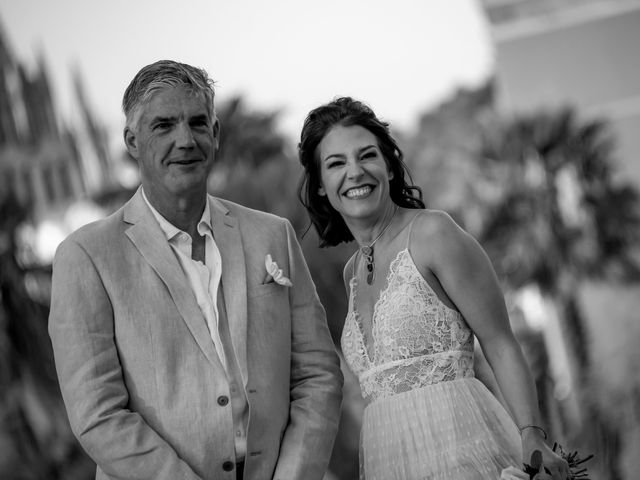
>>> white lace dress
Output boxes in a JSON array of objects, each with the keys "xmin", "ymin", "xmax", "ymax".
[{"xmin": 341, "ymin": 248, "xmax": 522, "ymax": 479}]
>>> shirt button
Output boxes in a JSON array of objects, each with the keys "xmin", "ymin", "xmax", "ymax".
[
  {"xmin": 217, "ymin": 395, "xmax": 229, "ymax": 406},
  {"xmin": 222, "ymin": 460, "xmax": 234, "ymax": 471},
  {"xmin": 236, "ymin": 430, "xmax": 241, "ymax": 436}
]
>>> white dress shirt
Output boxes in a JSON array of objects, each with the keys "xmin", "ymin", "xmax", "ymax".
[
  {"xmin": 142, "ymin": 189, "xmax": 226, "ymax": 369},
  {"xmin": 142, "ymin": 189, "xmax": 248, "ymax": 460}
]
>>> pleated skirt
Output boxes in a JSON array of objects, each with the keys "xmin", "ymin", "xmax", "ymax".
[{"xmin": 360, "ymin": 378, "xmax": 522, "ymax": 480}]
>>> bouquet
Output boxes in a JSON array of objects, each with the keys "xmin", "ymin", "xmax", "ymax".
[{"xmin": 501, "ymin": 445, "xmax": 593, "ymax": 480}]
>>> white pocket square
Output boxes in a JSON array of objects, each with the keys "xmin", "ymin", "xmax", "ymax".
[{"xmin": 265, "ymin": 254, "xmax": 292, "ymax": 287}]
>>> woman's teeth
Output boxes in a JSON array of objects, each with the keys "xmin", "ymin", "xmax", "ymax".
[{"xmin": 345, "ymin": 186, "xmax": 372, "ymax": 198}]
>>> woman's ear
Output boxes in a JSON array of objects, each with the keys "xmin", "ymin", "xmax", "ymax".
[
  {"xmin": 318, "ymin": 185, "xmax": 327, "ymax": 196},
  {"xmin": 385, "ymin": 160, "xmax": 394, "ymax": 181}
]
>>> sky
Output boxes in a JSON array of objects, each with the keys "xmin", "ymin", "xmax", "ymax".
[{"xmin": 0, "ymin": 0, "xmax": 495, "ymax": 143}]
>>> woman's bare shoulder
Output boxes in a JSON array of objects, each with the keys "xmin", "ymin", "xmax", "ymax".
[
  {"xmin": 411, "ymin": 208, "xmax": 464, "ymax": 243},
  {"xmin": 409, "ymin": 209, "xmax": 473, "ymax": 270}
]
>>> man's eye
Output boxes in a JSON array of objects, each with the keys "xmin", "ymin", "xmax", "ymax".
[
  {"xmin": 154, "ymin": 122, "xmax": 171, "ymax": 131},
  {"xmin": 191, "ymin": 119, "xmax": 209, "ymax": 128}
]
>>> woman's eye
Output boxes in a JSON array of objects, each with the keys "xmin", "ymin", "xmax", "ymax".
[{"xmin": 326, "ymin": 159, "xmax": 344, "ymax": 169}]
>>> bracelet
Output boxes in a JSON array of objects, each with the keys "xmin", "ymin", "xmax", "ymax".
[{"xmin": 519, "ymin": 424, "xmax": 548, "ymax": 439}]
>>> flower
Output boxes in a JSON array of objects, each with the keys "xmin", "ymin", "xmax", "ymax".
[
  {"xmin": 523, "ymin": 445, "xmax": 594, "ymax": 480},
  {"xmin": 500, "ymin": 466, "xmax": 530, "ymax": 480},
  {"xmin": 265, "ymin": 254, "xmax": 292, "ymax": 287},
  {"xmin": 501, "ymin": 443, "xmax": 594, "ymax": 480}
]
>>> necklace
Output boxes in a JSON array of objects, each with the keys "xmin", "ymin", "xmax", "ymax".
[{"xmin": 360, "ymin": 206, "xmax": 398, "ymax": 285}]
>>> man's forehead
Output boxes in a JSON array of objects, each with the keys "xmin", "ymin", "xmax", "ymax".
[
  {"xmin": 148, "ymin": 85, "xmax": 208, "ymax": 104},
  {"xmin": 141, "ymin": 87, "xmax": 211, "ymax": 116}
]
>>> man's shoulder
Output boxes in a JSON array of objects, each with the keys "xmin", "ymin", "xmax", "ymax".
[
  {"xmin": 63, "ymin": 203, "xmax": 127, "ymax": 247},
  {"xmin": 212, "ymin": 196, "xmax": 287, "ymax": 226}
]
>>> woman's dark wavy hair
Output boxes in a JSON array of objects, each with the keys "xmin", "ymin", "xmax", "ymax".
[{"xmin": 298, "ymin": 96, "xmax": 425, "ymax": 247}]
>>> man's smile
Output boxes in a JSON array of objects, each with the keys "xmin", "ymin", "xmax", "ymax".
[{"xmin": 169, "ymin": 158, "xmax": 201, "ymax": 166}]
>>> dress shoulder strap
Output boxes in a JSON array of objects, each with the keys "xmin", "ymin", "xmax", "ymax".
[{"xmin": 405, "ymin": 211, "xmax": 424, "ymax": 250}]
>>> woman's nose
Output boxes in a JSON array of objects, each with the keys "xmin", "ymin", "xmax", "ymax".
[{"xmin": 346, "ymin": 159, "xmax": 364, "ymax": 179}]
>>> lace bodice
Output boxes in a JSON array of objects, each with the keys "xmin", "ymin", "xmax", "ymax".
[{"xmin": 341, "ymin": 248, "xmax": 475, "ymax": 403}]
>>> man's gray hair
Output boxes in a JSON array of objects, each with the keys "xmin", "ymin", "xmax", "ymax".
[{"xmin": 122, "ymin": 60, "xmax": 216, "ymax": 130}]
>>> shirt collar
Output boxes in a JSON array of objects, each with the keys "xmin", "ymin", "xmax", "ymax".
[
  {"xmin": 197, "ymin": 199, "xmax": 213, "ymax": 237},
  {"xmin": 141, "ymin": 187, "xmax": 212, "ymax": 241}
]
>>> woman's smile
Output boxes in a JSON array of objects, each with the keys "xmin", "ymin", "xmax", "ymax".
[{"xmin": 344, "ymin": 185, "xmax": 374, "ymax": 199}]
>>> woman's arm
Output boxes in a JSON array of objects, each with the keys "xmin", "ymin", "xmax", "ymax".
[{"xmin": 412, "ymin": 210, "xmax": 569, "ymax": 479}]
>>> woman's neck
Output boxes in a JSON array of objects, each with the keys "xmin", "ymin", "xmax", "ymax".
[{"xmin": 349, "ymin": 203, "xmax": 398, "ymax": 248}]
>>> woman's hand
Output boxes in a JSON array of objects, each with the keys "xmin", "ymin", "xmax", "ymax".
[{"xmin": 522, "ymin": 429, "xmax": 570, "ymax": 480}]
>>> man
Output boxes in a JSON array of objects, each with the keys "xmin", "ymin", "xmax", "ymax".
[{"xmin": 48, "ymin": 60, "xmax": 343, "ymax": 480}]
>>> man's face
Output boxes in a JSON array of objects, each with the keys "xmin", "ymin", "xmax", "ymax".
[{"xmin": 124, "ymin": 85, "xmax": 219, "ymax": 202}]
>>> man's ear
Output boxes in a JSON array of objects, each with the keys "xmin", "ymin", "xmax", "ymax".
[
  {"xmin": 213, "ymin": 117, "xmax": 221, "ymax": 150},
  {"xmin": 124, "ymin": 126, "xmax": 138, "ymax": 159}
]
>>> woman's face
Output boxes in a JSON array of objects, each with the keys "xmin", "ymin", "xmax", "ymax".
[{"xmin": 317, "ymin": 124, "xmax": 393, "ymax": 223}]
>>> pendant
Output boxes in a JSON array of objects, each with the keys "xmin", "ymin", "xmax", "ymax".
[{"xmin": 361, "ymin": 246, "xmax": 375, "ymax": 285}]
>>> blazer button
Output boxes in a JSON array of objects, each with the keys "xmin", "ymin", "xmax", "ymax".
[
  {"xmin": 217, "ymin": 395, "xmax": 229, "ymax": 406},
  {"xmin": 222, "ymin": 460, "xmax": 234, "ymax": 471}
]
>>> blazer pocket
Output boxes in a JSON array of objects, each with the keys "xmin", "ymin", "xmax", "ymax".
[
  {"xmin": 247, "ymin": 282, "xmax": 289, "ymax": 327},
  {"xmin": 248, "ymin": 282, "xmax": 284, "ymax": 299}
]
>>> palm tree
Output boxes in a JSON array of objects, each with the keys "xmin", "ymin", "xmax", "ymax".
[
  {"xmin": 477, "ymin": 106, "xmax": 640, "ymax": 479},
  {"xmin": 209, "ymin": 96, "xmax": 296, "ymax": 215}
]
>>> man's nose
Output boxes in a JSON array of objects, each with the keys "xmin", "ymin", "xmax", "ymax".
[{"xmin": 175, "ymin": 123, "xmax": 196, "ymax": 148}]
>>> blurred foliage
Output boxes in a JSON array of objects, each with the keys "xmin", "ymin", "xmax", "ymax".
[
  {"xmin": 475, "ymin": 103, "xmax": 640, "ymax": 480},
  {"xmin": 211, "ymin": 96, "xmax": 300, "ymax": 219},
  {"xmin": 474, "ymin": 105, "xmax": 640, "ymax": 380},
  {"xmin": 0, "ymin": 193, "xmax": 94, "ymax": 479},
  {"xmin": 402, "ymin": 82, "xmax": 497, "ymax": 233},
  {"xmin": 478, "ymin": 107, "xmax": 640, "ymax": 290}
]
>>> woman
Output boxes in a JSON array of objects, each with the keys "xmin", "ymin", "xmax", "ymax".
[{"xmin": 298, "ymin": 97, "xmax": 569, "ymax": 480}]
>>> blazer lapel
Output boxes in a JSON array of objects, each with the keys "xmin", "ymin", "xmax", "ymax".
[
  {"xmin": 209, "ymin": 197, "xmax": 248, "ymax": 384},
  {"xmin": 123, "ymin": 189, "xmax": 223, "ymax": 370}
]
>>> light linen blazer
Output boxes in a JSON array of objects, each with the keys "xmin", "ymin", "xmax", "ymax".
[{"xmin": 48, "ymin": 188, "xmax": 343, "ymax": 480}]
